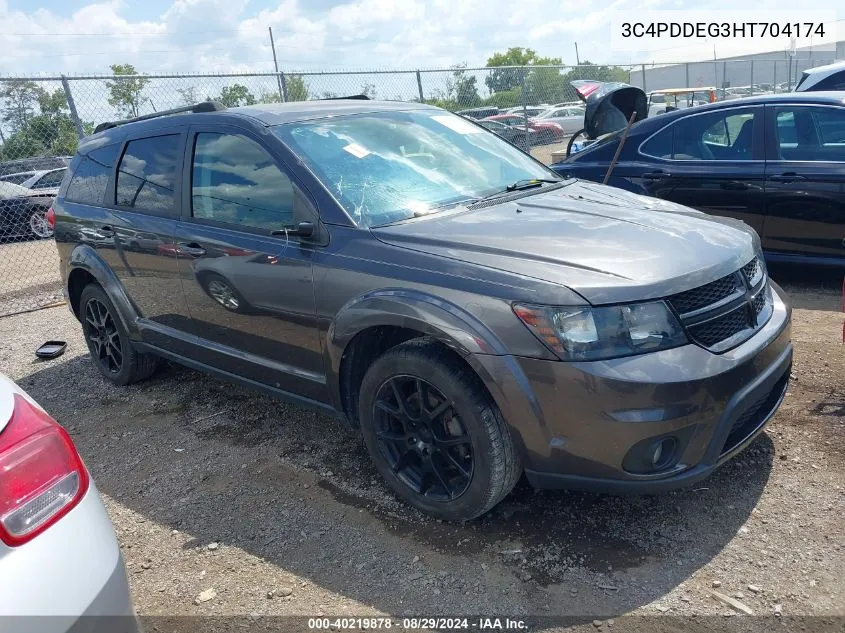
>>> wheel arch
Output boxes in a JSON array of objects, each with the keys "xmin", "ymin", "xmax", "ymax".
[
  {"xmin": 66, "ymin": 244, "xmax": 141, "ymax": 339},
  {"xmin": 328, "ymin": 289, "xmax": 510, "ymax": 427}
]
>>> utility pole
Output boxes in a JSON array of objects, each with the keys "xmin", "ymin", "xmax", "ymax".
[
  {"xmin": 574, "ymin": 42, "xmax": 580, "ymax": 65},
  {"xmin": 268, "ymin": 26, "xmax": 285, "ymax": 102}
]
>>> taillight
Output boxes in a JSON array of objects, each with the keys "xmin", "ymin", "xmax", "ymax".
[
  {"xmin": 572, "ymin": 81, "xmax": 600, "ymax": 101},
  {"xmin": 0, "ymin": 394, "xmax": 89, "ymax": 546},
  {"xmin": 46, "ymin": 207, "xmax": 56, "ymax": 229}
]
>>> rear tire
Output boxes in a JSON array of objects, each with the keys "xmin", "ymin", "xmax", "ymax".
[
  {"xmin": 79, "ymin": 284, "xmax": 158, "ymax": 386},
  {"xmin": 358, "ymin": 339, "xmax": 521, "ymax": 521}
]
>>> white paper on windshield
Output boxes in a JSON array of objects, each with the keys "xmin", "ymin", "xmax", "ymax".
[
  {"xmin": 343, "ymin": 143, "xmax": 371, "ymax": 158},
  {"xmin": 430, "ymin": 115, "xmax": 483, "ymax": 134}
]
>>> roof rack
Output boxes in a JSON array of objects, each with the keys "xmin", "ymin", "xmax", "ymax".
[
  {"xmin": 317, "ymin": 95, "xmax": 371, "ymax": 101},
  {"xmin": 93, "ymin": 101, "xmax": 226, "ymax": 134}
]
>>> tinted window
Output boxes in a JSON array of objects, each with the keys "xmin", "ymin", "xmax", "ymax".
[
  {"xmin": 65, "ymin": 143, "xmax": 121, "ymax": 205},
  {"xmin": 773, "ymin": 106, "xmax": 845, "ymax": 161},
  {"xmin": 191, "ymin": 133, "xmax": 295, "ymax": 230},
  {"xmin": 32, "ymin": 169, "xmax": 66, "ymax": 189},
  {"xmin": 640, "ymin": 125, "xmax": 674, "ymax": 158},
  {"xmin": 116, "ymin": 135, "xmax": 179, "ymax": 213},
  {"xmin": 671, "ymin": 108, "xmax": 755, "ymax": 160}
]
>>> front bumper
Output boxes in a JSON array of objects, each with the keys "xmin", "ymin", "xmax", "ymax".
[{"xmin": 474, "ymin": 282, "xmax": 792, "ymax": 493}]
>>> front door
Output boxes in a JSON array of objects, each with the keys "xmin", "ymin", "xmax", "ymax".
[
  {"xmin": 762, "ymin": 104, "xmax": 845, "ymax": 261},
  {"xmin": 172, "ymin": 126, "xmax": 327, "ymax": 403},
  {"xmin": 633, "ymin": 105, "xmax": 767, "ymax": 235}
]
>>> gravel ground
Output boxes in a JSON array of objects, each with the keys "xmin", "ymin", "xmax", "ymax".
[{"xmin": 0, "ymin": 264, "xmax": 843, "ymax": 632}]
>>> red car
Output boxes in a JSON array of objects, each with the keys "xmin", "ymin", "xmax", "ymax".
[{"xmin": 482, "ymin": 114, "xmax": 564, "ymax": 144}]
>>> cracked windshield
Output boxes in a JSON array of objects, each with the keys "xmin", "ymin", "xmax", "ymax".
[{"xmin": 274, "ymin": 110, "xmax": 555, "ymax": 227}]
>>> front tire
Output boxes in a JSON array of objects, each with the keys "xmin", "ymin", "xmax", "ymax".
[
  {"xmin": 358, "ymin": 339, "xmax": 521, "ymax": 521},
  {"xmin": 80, "ymin": 284, "xmax": 158, "ymax": 386}
]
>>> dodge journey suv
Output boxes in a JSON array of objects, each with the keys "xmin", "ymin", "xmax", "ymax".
[{"xmin": 52, "ymin": 99, "xmax": 792, "ymax": 521}]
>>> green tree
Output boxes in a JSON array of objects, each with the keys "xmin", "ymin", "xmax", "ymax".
[
  {"xmin": 0, "ymin": 80, "xmax": 45, "ymax": 132},
  {"xmin": 214, "ymin": 84, "xmax": 256, "ymax": 107},
  {"xmin": 360, "ymin": 83, "xmax": 376, "ymax": 99},
  {"xmin": 259, "ymin": 90, "xmax": 282, "ymax": 103},
  {"xmin": 286, "ymin": 75, "xmax": 310, "ymax": 102},
  {"xmin": 485, "ymin": 47, "xmax": 538, "ymax": 93},
  {"xmin": 448, "ymin": 64, "xmax": 481, "ymax": 108},
  {"xmin": 106, "ymin": 64, "xmax": 150, "ymax": 119},
  {"xmin": 320, "ymin": 91, "xmax": 339, "ymax": 99}
]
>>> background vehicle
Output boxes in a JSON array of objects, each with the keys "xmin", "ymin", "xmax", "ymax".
[
  {"xmin": 482, "ymin": 113, "xmax": 564, "ymax": 143},
  {"xmin": 476, "ymin": 119, "xmax": 536, "ymax": 148},
  {"xmin": 56, "ymin": 100, "xmax": 790, "ymax": 521},
  {"xmin": 0, "ymin": 181, "xmax": 54, "ymax": 240},
  {"xmin": 530, "ymin": 105, "xmax": 585, "ymax": 135},
  {"xmin": 647, "ymin": 87, "xmax": 717, "ymax": 116},
  {"xmin": 0, "ymin": 156, "xmax": 70, "ymax": 178},
  {"xmin": 795, "ymin": 60, "xmax": 845, "ymax": 92},
  {"xmin": 553, "ymin": 91, "xmax": 845, "ymax": 266},
  {"xmin": 456, "ymin": 106, "xmax": 500, "ymax": 120},
  {"xmin": 503, "ymin": 105, "xmax": 549, "ymax": 117},
  {"xmin": 0, "ymin": 373, "xmax": 136, "ymax": 631},
  {"xmin": 0, "ymin": 167, "xmax": 68, "ymax": 196}
]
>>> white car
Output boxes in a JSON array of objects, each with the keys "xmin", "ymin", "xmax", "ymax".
[
  {"xmin": 0, "ymin": 167, "xmax": 67, "ymax": 197},
  {"xmin": 0, "ymin": 374, "xmax": 137, "ymax": 632},
  {"xmin": 795, "ymin": 60, "xmax": 845, "ymax": 92}
]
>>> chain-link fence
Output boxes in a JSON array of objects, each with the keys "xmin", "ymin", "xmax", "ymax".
[{"xmin": 0, "ymin": 58, "xmax": 835, "ymax": 316}]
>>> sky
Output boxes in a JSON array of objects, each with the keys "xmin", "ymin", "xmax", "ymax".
[{"xmin": 0, "ymin": 0, "xmax": 840, "ymax": 77}]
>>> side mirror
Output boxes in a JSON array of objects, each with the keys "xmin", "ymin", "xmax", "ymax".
[{"xmin": 272, "ymin": 221, "xmax": 315, "ymax": 238}]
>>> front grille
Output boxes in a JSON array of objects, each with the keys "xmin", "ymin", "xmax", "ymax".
[
  {"xmin": 668, "ymin": 257, "xmax": 770, "ymax": 352},
  {"xmin": 723, "ymin": 372, "xmax": 789, "ymax": 454},
  {"xmin": 688, "ymin": 306, "xmax": 750, "ymax": 348},
  {"xmin": 668, "ymin": 274, "xmax": 740, "ymax": 315}
]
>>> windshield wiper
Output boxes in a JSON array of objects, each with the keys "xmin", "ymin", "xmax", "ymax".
[{"xmin": 468, "ymin": 178, "xmax": 564, "ymax": 207}]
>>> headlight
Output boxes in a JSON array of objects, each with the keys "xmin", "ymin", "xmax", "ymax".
[{"xmin": 513, "ymin": 301, "xmax": 688, "ymax": 361}]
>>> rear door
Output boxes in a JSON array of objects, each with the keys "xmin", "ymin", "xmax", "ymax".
[
  {"xmin": 762, "ymin": 103, "xmax": 845, "ymax": 261},
  {"xmin": 101, "ymin": 129, "xmax": 193, "ymax": 350},
  {"xmin": 171, "ymin": 125, "xmax": 327, "ymax": 402},
  {"xmin": 632, "ymin": 105, "xmax": 767, "ymax": 235}
]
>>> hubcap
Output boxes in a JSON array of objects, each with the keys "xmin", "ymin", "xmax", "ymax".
[
  {"xmin": 373, "ymin": 375, "xmax": 472, "ymax": 501},
  {"xmin": 30, "ymin": 210, "xmax": 53, "ymax": 238},
  {"xmin": 84, "ymin": 298, "xmax": 122, "ymax": 374},
  {"xmin": 207, "ymin": 279, "xmax": 240, "ymax": 311}
]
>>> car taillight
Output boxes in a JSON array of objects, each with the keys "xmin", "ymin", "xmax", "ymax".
[
  {"xmin": 0, "ymin": 394, "xmax": 89, "ymax": 546},
  {"xmin": 46, "ymin": 207, "xmax": 56, "ymax": 229}
]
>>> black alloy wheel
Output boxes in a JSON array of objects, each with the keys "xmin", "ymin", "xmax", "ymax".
[
  {"xmin": 84, "ymin": 297, "xmax": 123, "ymax": 374},
  {"xmin": 372, "ymin": 375, "xmax": 473, "ymax": 501}
]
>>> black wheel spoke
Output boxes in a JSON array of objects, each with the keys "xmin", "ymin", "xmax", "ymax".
[
  {"xmin": 434, "ymin": 434, "xmax": 471, "ymax": 448},
  {"xmin": 440, "ymin": 448, "xmax": 471, "ymax": 479},
  {"xmin": 85, "ymin": 298, "xmax": 123, "ymax": 375},
  {"xmin": 372, "ymin": 374, "xmax": 473, "ymax": 502}
]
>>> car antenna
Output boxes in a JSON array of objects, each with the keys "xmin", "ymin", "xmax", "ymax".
[{"xmin": 602, "ymin": 110, "xmax": 638, "ymax": 185}]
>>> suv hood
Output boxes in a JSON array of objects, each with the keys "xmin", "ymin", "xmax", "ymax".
[{"xmin": 372, "ymin": 181, "xmax": 758, "ymax": 305}]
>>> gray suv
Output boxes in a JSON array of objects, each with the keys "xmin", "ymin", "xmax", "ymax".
[{"xmin": 52, "ymin": 99, "xmax": 792, "ymax": 521}]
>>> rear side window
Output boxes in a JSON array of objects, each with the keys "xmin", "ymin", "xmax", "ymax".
[
  {"xmin": 65, "ymin": 144, "xmax": 121, "ymax": 205},
  {"xmin": 640, "ymin": 125, "xmax": 674, "ymax": 158},
  {"xmin": 116, "ymin": 135, "xmax": 180, "ymax": 214}
]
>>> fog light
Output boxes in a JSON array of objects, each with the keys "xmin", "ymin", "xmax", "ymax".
[{"xmin": 651, "ymin": 437, "xmax": 677, "ymax": 469}]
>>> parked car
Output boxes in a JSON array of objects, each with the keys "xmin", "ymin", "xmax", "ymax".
[
  {"xmin": 504, "ymin": 105, "xmax": 550, "ymax": 117},
  {"xmin": 456, "ymin": 107, "xmax": 500, "ymax": 120},
  {"xmin": 553, "ymin": 91, "xmax": 845, "ymax": 266},
  {"xmin": 0, "ymin": 156, "xmax": 70, "ymax": 178},
  {"xmin": 55, "ymin": 99, "xmax": 791, "ymax": 521},
  {"xmin": 482, "ymin": 114, "xmax": 564, "ymax": 143},
  {"xmin": 0, "ymin": 181, "xmax": 55, "ymax": 240},
  {"xmin": 531, "ymin": 105, "xmax": 585, "ymax": 134},
  {"xmin": 0, "ymin": 167, "xmax": 68, "ymax": 196},
  {"xmin": 0, "ymin": 373, "xmax": 137, "ymax": 631},
  {"xmin": 476, "ymin": 119, "xmax": 537, "ymax": 148},
  {"xmin": 795, "ymin": 60, "xmax": 845, "ymax": 92}
]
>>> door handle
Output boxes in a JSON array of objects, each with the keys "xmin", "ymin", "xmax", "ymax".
[
  {"xmin": 768, "ymin": 172, "xmax": 806, "ymax": 182},
  {"xmin": 641, "ymin": 171, "xmax": 670, "ymax": 180},
  {"xmin": 176, "ymin": 242, "xmax": 206, "ymax": 257}
]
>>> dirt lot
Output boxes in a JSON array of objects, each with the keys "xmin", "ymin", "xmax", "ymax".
[{"xmin": 1, "ymin": 265, "xmax": 844, "ymax": 632}]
